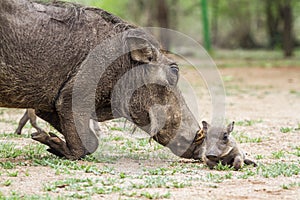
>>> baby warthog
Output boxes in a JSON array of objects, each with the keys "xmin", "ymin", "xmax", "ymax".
[{"xmin": 202, "ymin": 121, "xmax": 257, "ymax": 170}]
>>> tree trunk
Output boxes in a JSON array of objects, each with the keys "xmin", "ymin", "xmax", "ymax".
[
  {"xmin": 265, "ymin": 0, "xmax": 281, "ymax": 48},
  {"xmin": 280, "ymin": 0, "xmax": 293, "ymax": 57},
  {"xmin": 156, "ymin": 0, "xmax": 170, "ymax": 50}
]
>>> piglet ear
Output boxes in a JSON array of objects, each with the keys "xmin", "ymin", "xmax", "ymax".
[
  {"xmin": 202, "ymin": 121, "xmax": 210, "ymax": 132},
  {"xmin": 227, "ymin": 121, "xmax": 235, "ymax": 133},
  {"xmin": 127, "ymin": 37, "xmax": 154, "ymax": 63}
]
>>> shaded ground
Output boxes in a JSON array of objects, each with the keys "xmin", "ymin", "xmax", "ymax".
[{"xmin": 0, "ymin": 66, "xmax": 299, "ymax": 200}]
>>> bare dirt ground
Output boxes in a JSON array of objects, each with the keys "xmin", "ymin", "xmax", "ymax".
[{"xmin": 0, "ymin": 67, "xmax": 299, "ymax": 200}]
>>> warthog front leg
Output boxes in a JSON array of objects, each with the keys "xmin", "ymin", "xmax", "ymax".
[
  {"xmin": 31, "ymin": 131, "xmax": 70, "ymax": 158},
  {"xmin": 34, "ymin": 109, "xmax": 98, "ymax": 160},
  {"xmin": 232, "ymin": 155, "xmax": 243, "ymax": 170},
  {"xmin": 244, "ymin": 158, "xmax": 257, "ymax": 167}
]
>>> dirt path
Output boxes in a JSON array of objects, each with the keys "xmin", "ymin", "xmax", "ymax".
[{"xmin": 0, "ymin": 67, "xmax": 299, "ymax": 200}]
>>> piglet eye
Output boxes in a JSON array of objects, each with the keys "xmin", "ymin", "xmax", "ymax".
[{"xmin": 223, "ymin": 133, "xmax": 228, "ymax": 141}]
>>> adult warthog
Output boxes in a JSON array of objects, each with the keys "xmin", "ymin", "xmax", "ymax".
[{"xmin": 0, "ymin": 0, "xmax": 203, "ymax": 160}]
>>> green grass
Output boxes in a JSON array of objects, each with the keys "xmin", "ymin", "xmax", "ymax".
[
  {"xmin": 281, "ymin": 182, "xmax": 300, "ymax": 190},
  {"xmin": 205, "ymin": 172, "xmax": 232, "ymax": 183},
  {"xmin": 7, "ymin": 171, "xmax": 18, "ymax": 177},
  {"xmin": 272, "ymin": 150, "xmax": 286, "ymax": 159},
  {"xmin": 1, "ymin": 111, "xmax": 300, "ymax": 199},
  {"xmin": 146, "ymin": 167, "xmax": 168, "ymax": 176},
  {"xmin": 0, "ymin": 161, "xmax": 16, "ymax": 169},
  {"xmin": 296, "ymin": 123, "xmax": 300, "ymax": 131},
  {"xmin": 232, "ymin": 131, "xmax": 263, "ymax": 143},
  {"xmin": 44, "ymin": 178, "xmax": 96, "ymax": 192},
  {"xmin": 236, "ymin": 162, "xmax": 300, "ymax": 179},
  {"xmin": 213, "ymin": 162, "xmax": 234, "ymax": 171},
  {"xmin": 0, "ymin": 142, "xmax": 23, "ymax": 158},
  {"xmin": 258, "ymin": 162, "xmax": 300, "ymax": 178},
  {"xmin": 2, "ymin": 179, "xmax": 12, "ymax": 187},
  {"xmin": 289, "ymin": 89, "xmax": 300, "ymax": 96},
  {"xmin": 254, "ymin": 154, "xmax": 265, "ymax": 160},
  {"xmin": 0, "ymin": 132, "xmax": 31, "ymax": 138},
  {"xmin": 238, "ymin": 168, "xmax": 256, "ymax": 179},
  {"xmin": 292, "ymin": 146, "xmax": 300, "ymax": 157},
  {"xmin": 280, "ymin": 127, "xmax": 293, "ymax": 133},
  {"xmin": 140, "ymin": 191, "xmax": 171, "ymax": 199},
  {"xmin": 42, "ymin": 174, "xmax": 189, "ymax": 198},
  {"xmin": 235, "ymin": 119, "xmax": 263, "ymax": 126},
  {"xmin": 0, "ymin": 192, "xmax": 60, "ymax": 200}
]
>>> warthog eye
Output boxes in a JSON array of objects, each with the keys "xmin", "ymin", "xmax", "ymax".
[
  {"xmin": 223, "ymin": 133, "xmax": 229, "ymax": 142},
  {"xmin": 170, "ymin": 63, "xmax": 179, "ymax": 75}
]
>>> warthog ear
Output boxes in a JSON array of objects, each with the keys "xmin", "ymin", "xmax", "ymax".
[
  {"xmin": 127, "ymin": 37, "xmax": 155, "ymax": 63},
  {"xmin": 227, "ymin": 121, "xmax": 235, "ymax": 133},
  {"xmin": 202, "ymin": 121, "xmax": 210, "ymax": 133}
]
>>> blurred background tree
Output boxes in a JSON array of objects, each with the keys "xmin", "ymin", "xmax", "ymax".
[{"xmin": 62, "ymin": 0, "xmax": 299, "ymax": 57}]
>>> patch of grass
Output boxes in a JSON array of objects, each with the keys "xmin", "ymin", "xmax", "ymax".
[
  {"xmin": 96, "ymin": 135, "xmax": 169, "ymax": 161},
  {"xmin": 239, "ymin": 168, "xmax": 256, "ymax": 179},
  {"xmin": 23, "ymin": 144, "xmax": 48, "ymax": 159},
  {"xmin": 132, "ymin": 176, "xmax": 168, "ymax": 189},
  {"xmin": 0, "ymin": 142, "xmax": 49, "ymax": 160},
  {"xmin": 140, "ymin": 191, "xmax": 171, "ymax": 199},
  {"xmin": 289, "ymin": 90, "xmax": 300, "ymax": 96},
  {"xmin": 7, "ymin": 171, "xmax": 18, "ymax": 177},
  {"xmin": 67, "ymin": 193, "xmax": 90, "ymax": 199},
  {"xmin": 295, "ymin": 123, "xmax": 300, "ymax": 131},
  {"xmin": 272, "ymin": 150, "xmax": 286, "ymax": 159},
  {"xmin": 2, "ymin": 179, "xmax": 12, "ymax": 187},
  {"xmin": 281, "ymin": 182, "xmax": 300, "ymax": 190},
  {"xmin": 205, "ymin": 172, "xmax": 232, "ymax": 183},
  {"xmin": 0, "ymin": 191, "xmax": 65, "ymax": 200},
  {"xmin": 280, "ymin": 127, "xmax": 293, "ymax": 133},
  {"xmin": 235, "ymin": 119, "xmax": 263, "ymax": 126},
  {"xmin": 258, "ymin": 162, "xmax": 300, "ymax": 178},
  {"xmin": 44, "ymin": 178, "xmax": 96, "ymax": 192},
  {"xmin": 0, "ymin": 132, "xmax": 31, "ymax": 138},
  {"xmin": 32, "ymin": 156, "xmax": 109, "ymax": 175},
  {"xmin": 131, "ymin": 175, "xmax": 192, "ymax": 190},
  {"xmin": 255, "ymin": 154, "xmax": 264, "ymax": 160},
  {"xmin": 292, "ymin": 146, "xmax": 300, "ymax": 157},
  {"xmin": 0, "ymin": 142, "xmax": 23, "ymax": 158},
  {"xmin": 214, "ymin": 162, "xmax": 234, "ymax": 171},
  {"xmin": 119, "ymin": 172, "xmax": 126, "ymax": 179},
  {"xmin": 168, "ymin": 162, "xmax": 206, "ymax": 174},
  {"xmin": 232, "ymin": 131, "xmax": 263, "ymax": 143},
  {"xmin": 146, "ymin": 167, "xmax": 168, "ymax": 175},
  {"xmin": 0, "ymin": 161, "xmax": 16, "ymax": 169},
  {"xmin": 172, "ymin": 180, "xmax": 190, "ymax": 188},
  {"xmin": 45, "ymin": 176, "xmax": 124, "ymax": 196},
  {"xmin": 25, "ymin": 170, "xmax": 30, "ymax": 177}
]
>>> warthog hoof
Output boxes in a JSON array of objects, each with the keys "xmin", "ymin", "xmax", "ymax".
[
  {"xmin": 31, "ymin": 131, "xmax": 68, "ymax": 158},
  {"xmin": 31, "ymin": 131, "xmax": 48, "ymax": 142}
]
